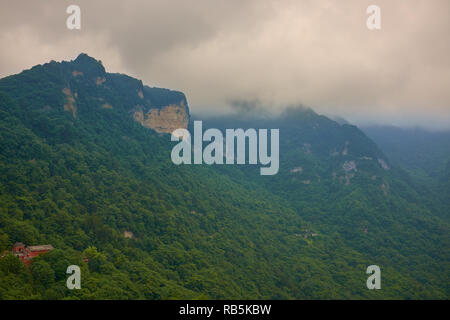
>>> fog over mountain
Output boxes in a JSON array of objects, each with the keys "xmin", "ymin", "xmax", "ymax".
[
  {"xmin": 0, "ymin": 54, "xmax": 448, "ymax": 299},
  {"xmin": 0, "ymin": 0, "xmax": 449, "ymax": 129}
]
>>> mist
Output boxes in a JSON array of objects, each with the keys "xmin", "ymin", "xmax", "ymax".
[{"xmin": 0, "ymin": 0, "xmax": 449, "ymax": 129}]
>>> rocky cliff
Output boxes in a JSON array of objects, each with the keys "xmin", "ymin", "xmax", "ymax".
[
  {"xmin": 0, "ymin": 53, "xmax": 190, "ymax": 134},
  {"xmin": 133, "ymin": 101, "xmax": 189, "ymax": 134}
]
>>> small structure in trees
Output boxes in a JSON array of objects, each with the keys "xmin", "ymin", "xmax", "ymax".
[{"xmin": 12, "ymin": 242, "xmax": 54, "ymax": 265}]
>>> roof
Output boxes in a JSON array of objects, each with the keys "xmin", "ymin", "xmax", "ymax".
[
  {"xmin": 13, "ymin": 242, "xmax": 25, "ymax": 247},
  {"xmin": 27, "ymin": 245, "xmax": 54, "ymax": 252}
]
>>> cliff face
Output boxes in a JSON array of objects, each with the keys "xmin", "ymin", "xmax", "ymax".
[
  {"xmin": 133, "ymin": 101, "xmax": 189, "ymax": 134},
  {"xmin": 0, "ymin": 53, "xmax": 190, "ymax": 134}
]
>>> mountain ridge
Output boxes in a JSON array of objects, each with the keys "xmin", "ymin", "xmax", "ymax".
[
  {"xmin": 0, "ymin": 53, "xmax": 189, "ymax": 134},
  {"xmin": 0, "ymin": 55, "xmax": 448, "ymax": 299}
]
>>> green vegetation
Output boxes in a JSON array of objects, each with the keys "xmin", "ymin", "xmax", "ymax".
[
  {"xmin": 0, "ymin": 54, "xmax": 448, "ymax": 299},
  {"xmin": 363, "ymin": 126, "xmax": 450, "ymax": 182}
]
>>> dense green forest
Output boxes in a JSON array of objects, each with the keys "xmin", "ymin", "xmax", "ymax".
[
  {"xmin": 0, "ymin": 54, "xmax": 448, "ymax": 299},
  {"xmin": 363, "ymin": 125, "xmax": 450, "ymax": 216}
]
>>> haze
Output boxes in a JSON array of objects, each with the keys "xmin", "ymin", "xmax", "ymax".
[{"xmin": 0, "ymin": 0, "xmax": 449, "ymax": 129}]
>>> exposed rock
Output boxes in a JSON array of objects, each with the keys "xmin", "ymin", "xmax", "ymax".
[
  {"xmin": 102, "ymin": 103, "xmax": 113, "ymax": 109},
  {"xmin": 96, "ymin": 77, "xmax": 106, "ymax": 85},
  {"xmin": 62, "ymin": 88, "xmax": 77, "ymax": 118},
  {"xmin": 342, "ymin": 141, "xmax": 349, "ymax": 155},
  {"xmin": 342, "ymin": 160, "xmax": 357, "ymax": 172},
  {"xmin": 381, "ymin": 183, "xmax": 389, "ymax": 195},
  {"xmin": 134, "ymin": 101, "xmax": 189, "ymax": 134},
  {"xmin": 378, "ymin": 158, "xmax": 390, "ymax": 170},
  {"xmin": 290, "ymin": 167, "xmax": 303, "ymax": 174},
  {"xmin": 124, "ymin": 231, "xmax": 134, "ymax": 239},
  {"xmin": 133, "ymin": 109, "xmax": 144, "ymax": 123},
  {"xmin": 341, "ymin": 159, "xmax": 358, "ymax": 185}
]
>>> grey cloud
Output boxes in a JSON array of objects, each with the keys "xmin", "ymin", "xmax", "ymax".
[{"xmin": 0, "ymin": 0, "xmax": 449, "ymax": 129}]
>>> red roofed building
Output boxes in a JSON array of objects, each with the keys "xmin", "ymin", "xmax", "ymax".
[{"xmin": 12, "ymin": 242, "xmax": 54, "ymax": 265}]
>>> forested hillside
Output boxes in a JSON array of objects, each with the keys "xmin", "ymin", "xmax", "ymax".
[
  {"xmin": 363, "ymin": 125, "xmax": 450, "ymax": 218},
  {"xmin": 363, "ymin": 126, "xmax": 450, "ymax": 181},
  {"xmin": 0, "ymin": 55, "xmax": 448, "ymax": 299}
]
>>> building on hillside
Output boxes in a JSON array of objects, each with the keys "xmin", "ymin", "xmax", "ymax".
[
  {"xmin": 12, "ymin": 242, "xmax": 54, "ymax": 265},
  {"xmin": 12, "ymin": 242, "xmax": 25, "ymax": 253}
]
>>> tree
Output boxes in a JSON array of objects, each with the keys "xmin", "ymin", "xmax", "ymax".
[
  {"xmin": 0, "ymin": 254, "xmax": 23, "ymax": 275},
  {"xmin": 31, "ymin": 260, "xmax": 55, "ymax": 289}
]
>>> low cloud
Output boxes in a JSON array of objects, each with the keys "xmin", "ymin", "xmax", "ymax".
[{"xmin": 0, "ymin": 0, "xmax": 449, "ymax": 129}]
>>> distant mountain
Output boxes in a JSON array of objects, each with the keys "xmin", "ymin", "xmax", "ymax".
[
  {"xmin": 0, "ymin": 55, "xmax": 448, "ymax": 299},
  {"xmin": 362, "ymin": 125, "xmax": 450, "ymax": 180},
  {"xmin": 362, "ymin": 125, "xmax": 450, "ymax": 215}
]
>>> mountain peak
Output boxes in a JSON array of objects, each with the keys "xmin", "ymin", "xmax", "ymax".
[
  {"xmin": 74, "ymin": 52, "xmax": 101, "ymax": 64},
  {"xmin": 71, "ymin": 53, "xmax": 106, "ymax": 76},
  {"xmin": 0, "ymin": 53, "xmax": 190, "ymax": 134}
]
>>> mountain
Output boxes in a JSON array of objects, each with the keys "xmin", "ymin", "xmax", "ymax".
[
  {"xmin": 363, "ymin": 125, "xmax": 450, "ymax": 217},
  {"xmin": 0, "ymin": 53, "xmax": 189, "ymax": 136},
  {"xmin": 0, "ymin": 54, "xmax": 448, "ymax": 299},
  {"xmin": 362, "ymin": 125, "xmax": 450, "ymax": 182}
]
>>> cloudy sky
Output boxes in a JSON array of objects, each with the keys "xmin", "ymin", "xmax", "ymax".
[{"xmin": 0, "ymin": 0, "xmax": 449, "ymax": 129}]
